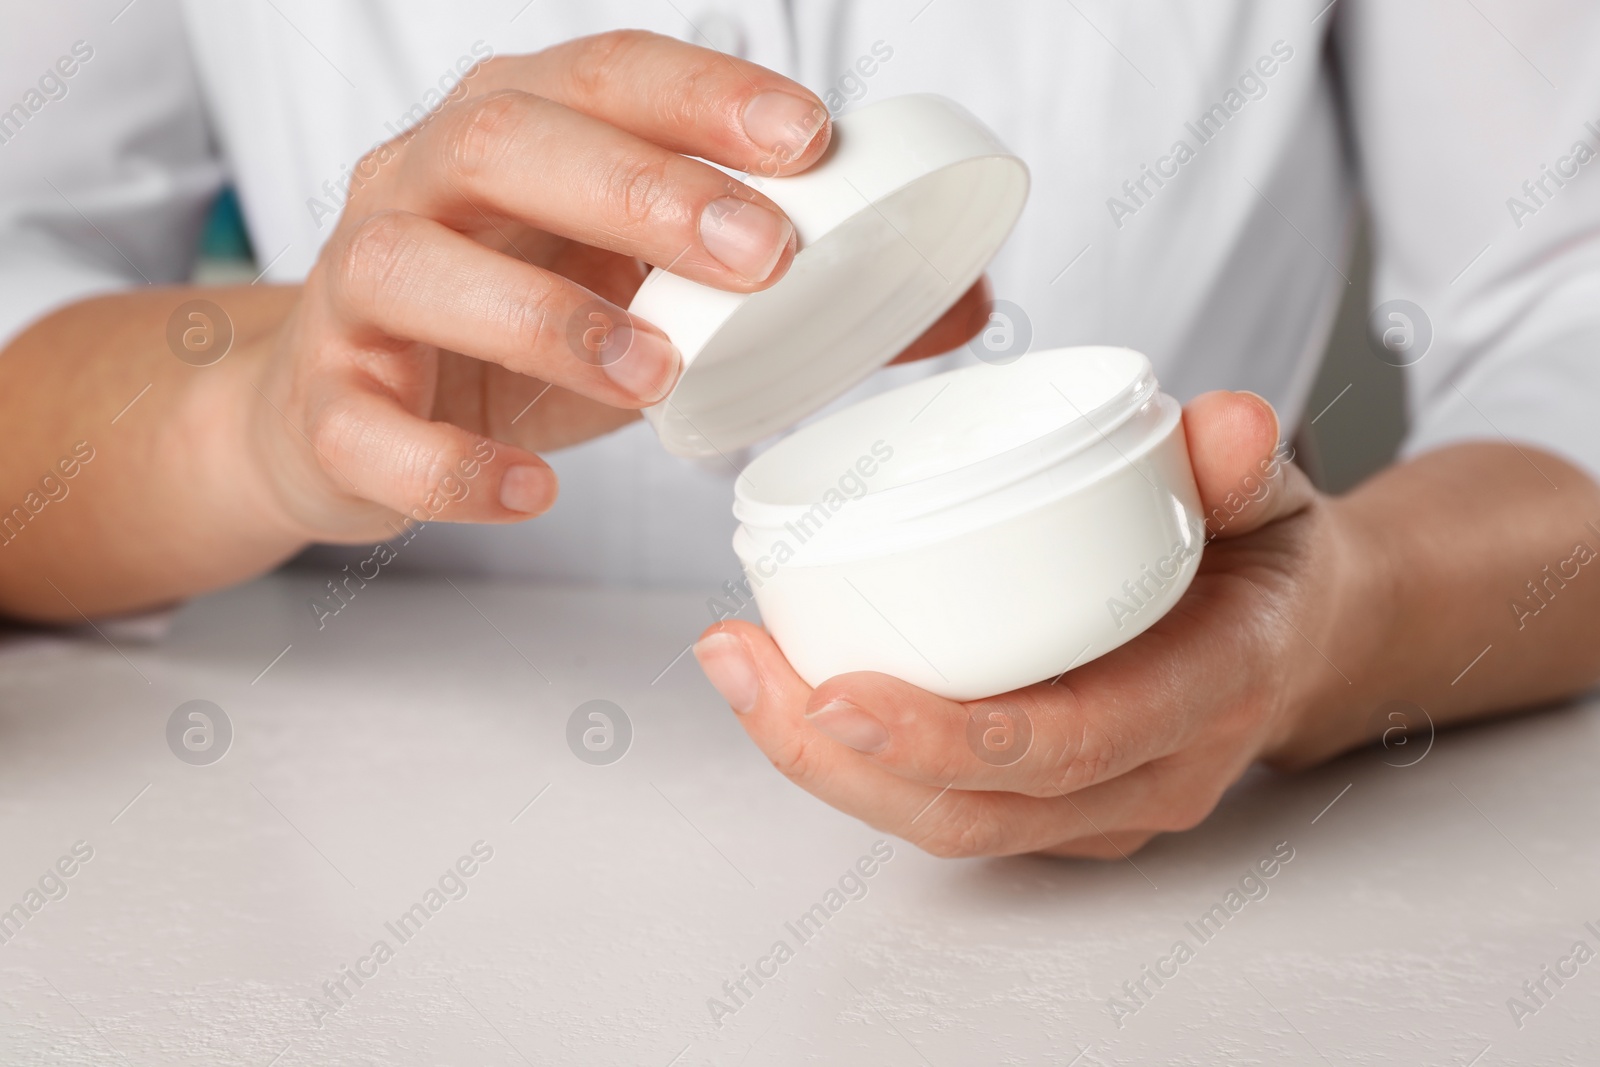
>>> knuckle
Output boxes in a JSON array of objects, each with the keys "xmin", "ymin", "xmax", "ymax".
[
  {"xmin": 1071, "ymin": 737, "xmax": 1121, "ymax": 789},
  {"xmin": 565, "ymin": 30, "xmax": 656, "ymax": 98},
  {"xmin": 339, "ymin": 145, "xmax": 394, "ymax": 215},
  {"xmin": 601, "ymin": 156, "xmax": 673, "ymax": 229},
  {"xmin": 656, "ymin": 56, "xmax": 728, "ymax": 130},
  {"xmin": 354, "ymin": 144, "xmax": 387, "ymax": 176},
  {"xmin": 765, "ymin": 730, "xmax": 831, "ymax": 792},
  {"xmin": 494, "ymin": 283, "xmax": 553, "ymax": 356},
  {"xmin": 1006, "ymin": 686, "xmax": 1118, "ymax": 797},
  {"xmin": 442, "ymin": 90, "xmax": 530, "ymax": 183},
  {"xmin": 307, "ymin": 398, "xmax": 365, "ymax": 472},
  {"xmin": 1041, "ymin": 721, "xmax": 1120, "ymax": 797},
  {"xmin": 412, "ymin": 447, "xmax": 461, "ymax": 502},
  {"xmin": 928, "ymin": 734, "xmax": 979, "ymax": 787},
  {"xmin": 335, "ymin": 211, "xmax": 422, "ymax": 313}
]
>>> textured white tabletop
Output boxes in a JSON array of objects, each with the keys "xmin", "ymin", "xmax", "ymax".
[{"xmin": 1, "ymin": 572, "xmax": 1596, "ymax": 1065}]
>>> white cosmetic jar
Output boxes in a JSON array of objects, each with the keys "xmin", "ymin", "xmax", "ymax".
[{"xmin": 731, "ymin": 347, "xmax": 1205, "ymax": 702}]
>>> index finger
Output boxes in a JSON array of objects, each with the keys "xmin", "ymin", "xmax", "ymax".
[
  {"xmin": 472, "ymin": 30, "xmax": 832, "ymax": 177},
  {"xmin": 804, "ymin": 666, "xmax": 1169, "ymax": 799},
  {"xmin": 695, "ymin": 621, "xmax": 1134, "ymax": 857}
]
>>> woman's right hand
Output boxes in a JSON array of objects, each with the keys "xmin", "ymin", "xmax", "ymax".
[
  {"xmin": 239, "ymin": 30, "xmax": 841, "ymax": 543},
  {"xmin": 0, "ymin": 30, "xmax": 994, "ymax": 621}
]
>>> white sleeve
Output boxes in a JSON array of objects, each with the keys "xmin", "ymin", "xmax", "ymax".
[
  {"xmin": 0, "ymin": 0, "xmax": 223, "ymax": 350},
  {"xmin": 1339, "ymin": 0, "xmax": 1600, "ymax": 481}
]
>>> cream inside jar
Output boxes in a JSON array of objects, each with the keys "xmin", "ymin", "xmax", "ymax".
[{"xmin": 732, "ymin": 347, "xmax": 1204, "ymax": 701}]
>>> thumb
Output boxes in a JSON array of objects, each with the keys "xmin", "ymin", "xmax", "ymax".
[
  {"xmin": 888, "ymin": 277, "xmax": 993, "ymax": 366},
  {"xmin": 1184, "ymin": 390, "xmax": 1316, "ymax": 540}
]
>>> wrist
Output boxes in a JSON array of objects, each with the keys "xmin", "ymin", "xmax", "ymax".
[
  {"xmin": 171, "ymin": 296, "xmax": 319, "ymax": 552},
  {"xmin": 1263, "ymin": 492, "xmax": 1399, "ymax": 767}
]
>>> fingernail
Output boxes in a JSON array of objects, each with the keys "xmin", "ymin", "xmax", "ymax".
[
  {"xmin": 700, "ymin": 197, "xmax": 794, "ymax": 284},
  {"xmin": 805, "ymin": 699, "xmax": 889, "ymax": 755},
  {"xmin": 598, "ymin": 323, "xmax": 681, "ymax": 403},
  {"xmin": 694, "ymin": 632, "xmax": 759, "ymax": 714},
  {"xmin": 742, "ymin": 91, "xmax": 828, "ymax": 161},
  {"xmin": 499, "ymin": 465, "xmax": 550, "ymax": 514}
]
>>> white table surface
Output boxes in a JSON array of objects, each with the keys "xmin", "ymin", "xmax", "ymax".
[{"xmin": 1, "ymin": 571, "xmax": 1596, "ymax": 1065}]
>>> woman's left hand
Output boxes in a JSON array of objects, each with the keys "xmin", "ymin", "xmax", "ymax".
[{"xmin": 693, "ymin": 390, "xmax": 1379, "ymax": 858}]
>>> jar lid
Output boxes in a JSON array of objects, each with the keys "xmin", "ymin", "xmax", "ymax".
[{"xmin": 630, "ymin": 94, "xmax": 1030, "ymax": 459}]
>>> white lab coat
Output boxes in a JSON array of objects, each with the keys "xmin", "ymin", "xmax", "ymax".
[{"xmin": 4, "ymin": 0, "xmax": 1598, "ymax": 587}]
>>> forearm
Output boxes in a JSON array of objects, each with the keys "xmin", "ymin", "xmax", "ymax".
[
  {"xmin": 0, "ymin": 286, "xmax": 304, "ymax": 622},
  {"xmin": 1283, "ymin": 440, "xmax": 1600, "ymax": 764}
]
